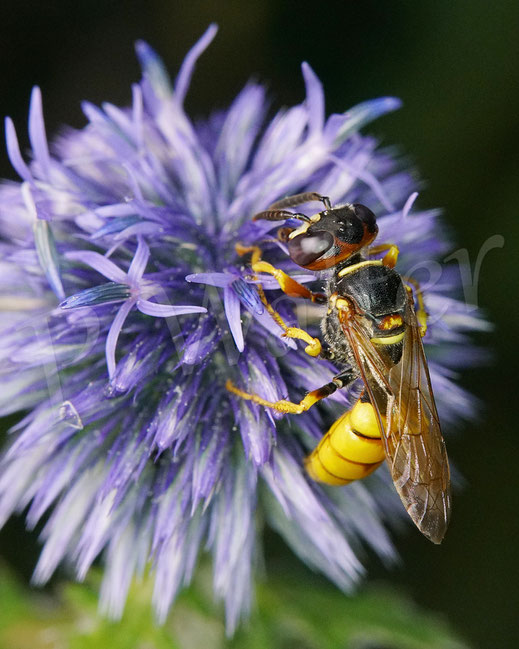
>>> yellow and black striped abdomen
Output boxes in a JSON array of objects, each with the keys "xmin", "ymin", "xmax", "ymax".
[{"xmin": 305, "ymin": 400, "xmax": 385, "ymax": 486}]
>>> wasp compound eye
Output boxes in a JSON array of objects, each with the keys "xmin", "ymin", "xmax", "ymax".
[
  {"xmin": 352, "ymin": 203, "xmax": 377, "ymax": 235},
  {"xmin": 287, "ymin": 230, "xmax": 334, "ymax": 267}
]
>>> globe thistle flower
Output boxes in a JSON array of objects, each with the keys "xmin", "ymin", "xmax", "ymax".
[{"xmin": 0, "ymin": 25, "xmax": 487, "ymax": 633}]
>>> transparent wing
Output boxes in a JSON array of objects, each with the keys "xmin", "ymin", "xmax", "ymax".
[{"xmin": 339, "ymin": 292, "xmax": 451, "ymax": 544}]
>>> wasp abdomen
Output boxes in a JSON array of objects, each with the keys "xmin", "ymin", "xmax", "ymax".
[{"xmin": 305, "ymin": 400, "xmax": 385, "ymax": 486}]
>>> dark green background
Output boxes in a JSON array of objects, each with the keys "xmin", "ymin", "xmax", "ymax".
[{"xmin": 0, "ymin": 2, "xmax": 517, "ymax": 647}]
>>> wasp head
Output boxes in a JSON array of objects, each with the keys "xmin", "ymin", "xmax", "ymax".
[{"xmin": 283, "ymin": 204, "xmax": 378, "ymax": 270}]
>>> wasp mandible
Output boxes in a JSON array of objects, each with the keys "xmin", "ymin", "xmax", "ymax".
[{"xmin": 227, "ymin": 192, "xmax": 451, "ymax": 544}]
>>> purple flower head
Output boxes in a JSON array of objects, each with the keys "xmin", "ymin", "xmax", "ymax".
[{"xmin": 0, "ymin": 25, "xmax": 487, "ymax": 633}]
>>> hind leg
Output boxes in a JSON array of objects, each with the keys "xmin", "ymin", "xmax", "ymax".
[{"xmin": 226, "ymin": 367, "xmax": 355, "ymax": 415}]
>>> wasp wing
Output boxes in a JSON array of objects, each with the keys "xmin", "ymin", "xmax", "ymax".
[{"xmin": 340, "ymin": 292, "xmax": 451, "ymax": 544}]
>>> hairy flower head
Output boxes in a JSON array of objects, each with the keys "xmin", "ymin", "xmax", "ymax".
[{"xmin": 0, "ymin": 25, "xmax": 487, "ymax": 633}]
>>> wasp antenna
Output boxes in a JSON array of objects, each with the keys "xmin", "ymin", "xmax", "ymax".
[
  {"xmin": 269, "ymin": 192, "xmax": 332, "ymax": 211},
  {"xmin": 252, "ymin": 209, "xmax": 310, "ymax": 223}
]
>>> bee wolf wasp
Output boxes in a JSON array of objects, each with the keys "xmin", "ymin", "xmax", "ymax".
[{"xmin": 227, "ymin": 192, "xmax": 451, "ymax": 544}]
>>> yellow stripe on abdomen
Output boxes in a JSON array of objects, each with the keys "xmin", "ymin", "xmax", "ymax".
[{"xmin": 305, "ymin": 400, "xmax": 385, "ymax": 486}]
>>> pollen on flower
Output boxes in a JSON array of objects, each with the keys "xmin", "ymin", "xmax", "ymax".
[{"xmin": 0, "ymin": 24, "xmax": 488, "ymax": 634}]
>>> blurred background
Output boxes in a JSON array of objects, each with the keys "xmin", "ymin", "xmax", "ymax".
[{"xmin": 0, "ymin": 1, "xmax": 517, "ymax": 647}]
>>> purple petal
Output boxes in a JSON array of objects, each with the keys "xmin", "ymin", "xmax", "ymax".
[
  {"xmin": 215, "ymin": 84, "xmax": 266, "ymax": 195},
  {"xmin": 91, "ymin": 216, "xmax": 142, "ymax": 239},
  {"xmin": 224, "ymin": 286, "xmax": 244, "ymax": 352},
  {"xmin": 185, "ymin": 272, "xmax": 231, "ymax": 288},
  {"xmin": 65, "ymin": 250, "xmax": 128, "ymax": 284},
  {"xmin": 402, "ymin": 191, "xmax": 419, "ymax": 219},
  {"xmin": 329, "ymin": 153, "xmax": 396, "ymax": 212},
  {"xmin": 231, "ymin": 278, "xmax": 263, "ymax": 315},
  {"xmin": 262, "ymin": 445, "xmax": 364, "ymax": 590},
  {"xmin": 131, "ymin": 84, "xmax": 144, "ymax": 150},
  {"xmin": 96, "ymin": 203, "xmax": 138, "ymax": 218},
  {"xmin": 136, "ymin": 299, "xmax": 207, "ymax": 317},
  {"xmin": 60, "ymin": 283, "xmax": 131, "ymax": 309},
  {"xmin": 135, "ymin": 40, "xmax": 172, "ymax": 99},
  {"xmin": 128, "ymin": 236, "xmax": 150, "ymax": 282},
  {"xmin": 329, "ymin": 96, "xmax": 403, "ymax": 146},
  {"xmin": 210, "ymin": 458, "xmax": 256, "ymax": 634},
  {"xmin": 302, "ymin": 62, "xmax": 325, "ymax": 134},
  {"xmin": 100, "ymin": 522, "xmax": 150, "ymax": 619},
  {"xmin": 183, "ymin": 317, "xmax": 222, "ymax": 366},
  {"xmin": 191, "ymin": 414, "xmax": 228, "ymax": 510},
  {"xmin": 28, "ymin": 87, "xmax": 51, "ymax": 180},
  {"xmin": 33, "ymin": 219, "xmax": 65, "ymax": 300},
  {"xmin": 112, "ymin": 221, "xmax": 163, "ymax": 241},
  {"xmin": 238, "ymin": 405, "xmax": 272, "ymax": 467},
  {"xmin": 174, "ymin": 24, "xmax": 218, "ymax": 106},
  {"xmin": 4, "ymin": 117, "xmax": 33, "ymax": 183},
  {"xmin": 106, "ymin": 299, "xmax": 135, "ymax": 378},
  {"xmin": 33, "ymin": 467, "xmax": 105, "ymax": 584}
]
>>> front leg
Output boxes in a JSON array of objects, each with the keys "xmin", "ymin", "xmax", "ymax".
[
  {"xmin": 236, "ymin": 243, "xmax": 325, "ymax": 357},
  {"xmin": 236, "ymin": 244, "xmax": 326, "ymax": 303}
]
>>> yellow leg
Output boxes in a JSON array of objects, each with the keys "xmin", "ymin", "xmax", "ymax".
[
  {"xmin": 368, "ymin": 242, "xmax": 400, "ymax": 269},
  {"xmin": 404, "ymin": 277, "xmax": 428, "ymax": 337},
  {"xmin": 251, "ymin": 260, "xmax": 326, "ymax": 304},
  {"xmin": 226, "ymin": 377, "xmax": 340, "ymax": 414},
  {"xmin": 236, "ymin": 244, "xmax": 322, "ymax": 357}
]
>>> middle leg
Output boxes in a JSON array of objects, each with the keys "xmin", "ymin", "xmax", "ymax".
[{"xmin": 368, "ymin": 242, "xmax": 400, "ymax": 269}]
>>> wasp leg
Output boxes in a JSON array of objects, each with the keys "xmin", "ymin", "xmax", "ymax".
[
  {"xmin": 403, "ymin": 276, "xmax": 428, "ymax": 337},
  {"xmin": 254, "ymin": 261, "xmax": 327, "ymax": 304},
  {"xmin": 226, "ymin": 368, "xmax": 356, "ymax": 415},
  {"xmin": 368, "ymin": 242, "xmax": 400, "ymax": 269},
  {"xmin": 236, "ymin": 243, "xmax": 324, "ymax": 357}
]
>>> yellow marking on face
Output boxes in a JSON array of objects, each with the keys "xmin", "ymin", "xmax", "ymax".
[
  {"xmin": 287, "ymin": 213, "xmax": 321, "ymax": 240},
  {"xmin": 337, "ymin": 259, "xmax": 383, "ymax": 278},
  {"xmin": 370, "ymin": 331, "xmax": 405, "ymax": 345}
]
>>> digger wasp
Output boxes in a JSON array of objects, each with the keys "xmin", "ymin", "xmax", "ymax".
[{"xmin": 227, "ymin": 192, "xmax": 451, "ymax": 544}]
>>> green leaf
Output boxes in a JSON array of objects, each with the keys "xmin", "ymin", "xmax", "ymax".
[{"xmin": 0, "ymin": 562, "xmax": 470, "ymax": 649}]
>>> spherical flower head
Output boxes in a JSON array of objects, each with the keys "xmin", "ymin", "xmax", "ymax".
[{"xmin": 0, "ymin": 25, "xmax": 487, "ymax": 633}]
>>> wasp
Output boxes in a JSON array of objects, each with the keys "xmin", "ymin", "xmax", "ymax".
[{"xmin": 227, "ymin": 192, "xmax": 451, "ymax": 544}]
